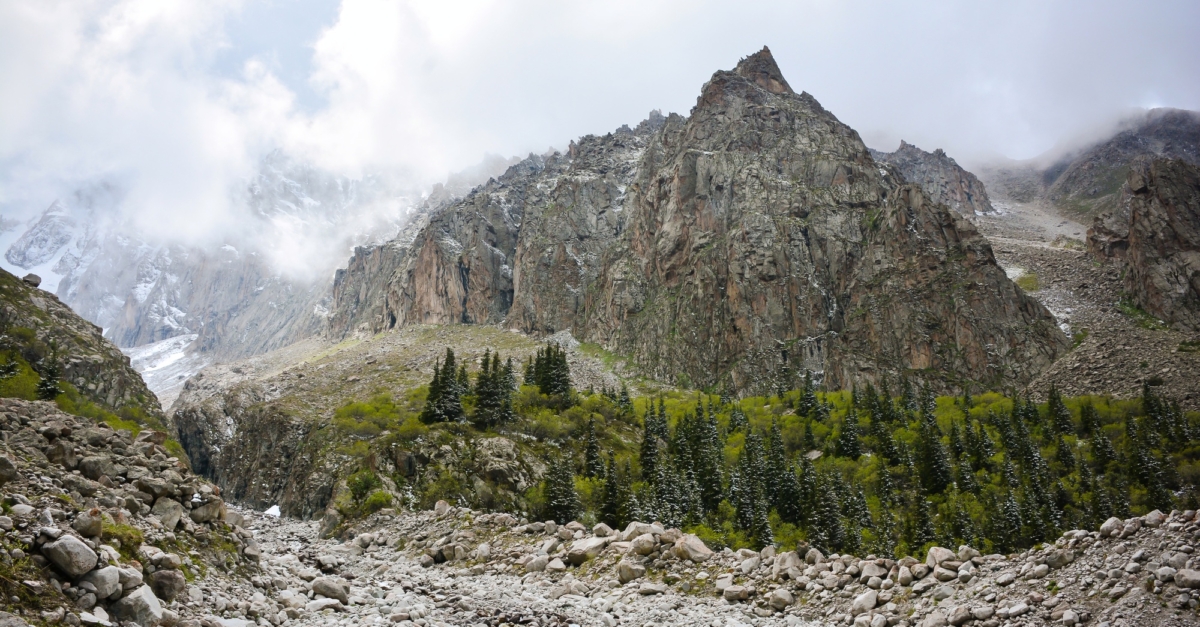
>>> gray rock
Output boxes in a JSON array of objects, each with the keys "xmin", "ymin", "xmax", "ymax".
[
  {"xmin": 722, "ymin": 585, "xmax": 749, "ymax": 602},
  {"xmin": 110, "ymin": 585, "xmax": 163, "ymax": 627},
  {"xmin": 80, "ymin": 566, "xmax": 121, "ymax": 599},
  {"xmin": 926, "ymin": 547, "xmax": 956, "ymax": 569},
  {"xmin": 805, "ymin": 548, "xmax": 824, "ymax": 564},
  {"xmin": 769, "ymin": 587, "xmax": 793, "ymax": 610},
  {"xmin": 630, "ymin": 533, "xmax": 657, "ymax": 555},
  {"xmin": 919, "ymin": 609, "xmax": 948, "ymax": 627},
  {"xmin": 948, "ymin": 605, "xmax": 971, "ymax": 626},
  {"xmin": 1174, "ymin": 569, "xmax": 1200, "ymax": 588},
  {"xmin": 1100, "ymin": 516, "xmax": 1123, "ymax": 537},
  {"xmin": 151, "ymin": 499, "xmax": 184, "ymax": 530},
  {"xmin": 189, "ymin": 498, "xmax": 223, "ymax": 523},
  {"xmin": 148, "ymin": 569, "xmax": 187, "ymax": 602},
  {"xmin": 617, "ymin": 561, "xmax": 646, "ymax": 584},
  {"xmin": 898, "ymin": 566, "xmax": 914, "ymax": 586},
  {"xmin": 971, "ymin": 605, "xmax": 995, "ymax": 620},
  {"xmin": 673, "ymin": 534, "xmax": 713, "ymax": 562},
  {"xmin": 995, "ymin": 572, "xmax": 1016, "ymax": 586},
  {"xmin": 305, "ymin": 598, "xmax": 343, "ymax": 613},
  {"xmin": 851, "ymin": 589, "xmax": 877, "ymax": 615},
  {"xmin": 72, "ymin": 509, "xmax": 103, "ymax": 538},
  {"xmin": 78, "ymin": 457, "xmax": 115, "ymax": 481},
  {"xmin": 566, "ymin": 536, "xmax": 608, "ymax": 565},
  {"xmin": 42, "ymin": 535, "xmax": 98, "ymax": 577},
  {"xmin": 0, "ymin": 457, "xmax": 23, "ymax": 485},
  {"xmin": 593, "ymin": 523, "xmax": 612, "ymax": 537},
  {"xmin": 524, "ymin": 555, "xmax": 548, "ymax": 573},
  {"xmin": 0, "ymin": 611, "xmax": 29, "ymax": 627},
  {"xmin": 311, "ymin": 577, "xmax": 349, "ymax": 604}
]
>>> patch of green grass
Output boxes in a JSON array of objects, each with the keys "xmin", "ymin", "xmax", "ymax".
[
  {"xmin": 1178, "ymin": 340, "xmax": 1200, "ymax": 353},
  {"xmin": 101, "ymin": 521, "xmax": 144, "ymax": 560},
  {"xmin": 1117, "ymin": 298, "xmax": 1168, "ymax": 330},
  {"xmin": 1015, "ymin": 273, "xmax": 1040, "ymax": 292},
  {"xmin": 1072, "ymin": 328, "xmax": 1090, "ymax": 347}
]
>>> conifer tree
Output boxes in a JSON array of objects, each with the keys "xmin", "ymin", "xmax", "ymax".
[
  {"xmin": 1046, "ymin": 385, "xmax": 1073, "ymax": 435},
  {"xmin": 420, "ymin": 349, "xmax": 464, "ymax": 423},
  {"xmin": 797, "ymin": 454, "xmax": 818, "ymax": 528},
  {"xmin": 1079, "ymin": 402, "xmax": 1098, "ymax": 436},
  {"xmin": 599, "ymin": 454, "xmax": 635, "ymax": 530},
  {"xmin": 837, "ymin": 409, "xmax": 862, "ymax": 459},
  {"xmin": 732, "ymin": 432, "xmax": 773, "ymax": 547},
  {"xmin": 728, "ymin": 404, "xmax": 749, "ymax": 432},
  {"xmin": 916, "ymin": 408, "xmax": 953, "ymax": 494},
  {"xmin": 583, "ymin": 419, "xmax": 604, "ymax": 479},
  {"xmin": 1092, "ymin": 433, "xmax": 1116, "ymax": 472},
  {"xmin": 994, "ymin": 493, "xmax": 1023, "ymax": 553},
  {"xmin": 544, "ymin": 454, "xmax": 582, "ymax": 524},
  {"xmin": 912, "ymin": 492, "xmax": 937, "ymax": 549},
  {"xmin": 35, "ymin": 360, "xmax": 60, "ymax": 401},
  {"xmin": 810, "ymin": 473, "xmax": 843, "ymax": 553},
  {"xmin": 618, "ymin": 383, "xmax": 632, "ymax": 413}
]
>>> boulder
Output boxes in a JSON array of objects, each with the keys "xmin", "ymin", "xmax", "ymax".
[
  {"xmin": 1145, "ymin": 509, "xmax": 1166, "ymax": 527},
  {"xmin": 72, "ymin": 509, "xmax": 103, "ymax": 538},
  {"xmin": 925, "ymin": 547, "xmax": 955, "ymax": 569},
  {"xmin": 948, "ymin": 605, "xmax": 971, "ymax": 626},
  {"xmin": 78, "ymin": 457, "xmax": 115, "ymax": 481},
  {"xmin": 524, "ymin": 555, "xmax": 548, "ymax": 573},
  {"xmin": 80, "ymin": 566, "xmax": 121, "ymax": 599},
  {"xmin": 306, "ymin": 599, "xmax": 343, "ymax": 613},
  {"xmin": 773, "ymin": 551, "xmax": 803, "ymax": 580},
  {"xmin": 617, "ymin": 561, "xmax": 646, "ymax": 584},
  {"xmin": 0, "ymin": 612, "xmax": 29, "ymax": 627},
  {"xmin": 630, "ymin": 533, "xmax": 657, "ymax": 555},
  {"xmin": 433, "ymin": 500, "xmax": 451, "ymax": 516},
  {"xmin": 567, "ymin": 536, "xmax": 609, "ymax": 565},
  {"xmin": 898, "ymin": 566, "xmax": 914, "ymax": 586},
  {"xmin": 593, "ymin": 523, "xmax": 613, "ymax": 538},
  {"xmin": 1175, "ymin": 569, "xmax": 1200, "ymax": 589},
  {"xmin": 1100, "ymin": 516, "xmax": 1123, "ymax": 538},
  {"xmin": 0, "ymin": 457, "xmax": 19, "ymax": 485},
  {"xmin": 672, "ymin": 534, "xmax": 713, "ymax": 562},
  {"xmin": 805, "ymin": 548, "xmax": 824, "ymax": 564},
  {"xmin": 110, "ymin": 585, "xmax": 163, "ymax": 627},
  {"xmin": 42, "ymin": 535, "xmax": 98, "ymax": 577},
  {"xmin": 1046, "ymin": 549, "xmax": 1073, "ymax": 569},
  {"xmin": 723, "ymin": 585, "xmax": 750, "ymax": 602},
  {"xmin": 740, "ymin": 555, "xmax": 761, "ymax": 574},
  {"xmin": 151, "ymin": 499, "xmax": 184, "ymax": 530},
  {"xmin": 148, "ymin": 569, "xmax": 187, "ymax": 602},
  {"xmin": 189, "ymin": 498, "xmax": 224, "ymax": 523},
  {"xmin": 971, "ymin": 605, "xmax": 995, "ymax": 620},
  {"xmin": 311, "ymin": 578, "xmax": 349, "ymax": 604},
  {"xmin": 851, "ymin": 589, "xmax": 877, "ymax": 615},
  {"xmin": 45, "ymin": 440, "xmax": 77, "ymax": 470},
  {"xmin": 919, "ymin": 610, "xmax": 948, "ymax": 627},
  {"xmin": 769, "ymin": 588, "xmax": 793, "ymax": 610}
]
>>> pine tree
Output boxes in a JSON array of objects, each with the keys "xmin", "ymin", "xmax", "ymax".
[
  {"xmin": 584, "ymin": 419, "xmax": 604, "ymax": 479},
  {"xmin": 732, "ymin": 432, "xmax": 772, "ymax": 548},
  {"xmin": 694, "ymin": 406, "xmax": 724, "ymax": 513},
  {"xmin": 994, "ymin": 493, "xmax": 1023, "ymax": 553},
  {"xmin": 912, "ymin": 492, "xmax": 937, "ymax": 549},
  {"xmin": 599, "ymin": 454, "xmax": 634, "ymax": 530},
  {"xmin": 0, "ymin": 359, "xmax": 17, "ymax": 380},
  {"xmin": 810, "ymin": 473, "xmax": 843, "ymax": 553},
  {"xmin": 1079, "ymin": 402, "xmax": 1099, "ymax": 436},
  {"xmin": 797, "ymin": 370, "xmax": 818, "ymax": 417},
  {"xmin": 618, "ymin": 383, "xmax": 632, "ymax": 413},
  {"xmin": 728, "ymin": 405, "xmax": 749, "ymax": 432},
  {"xmin": 421, "ymin": 349, "xmax": 464, "ymax": 423},
  {"xmin": 797, "ymin": 454, "xmax": 818, "ymax": 528},
  {"xmin": 916, "ymin": 408, "xmax": 953, "ymax": 494},
  {"xmin": 1092, "ymin": 434, "xmax": 1116, "ymax": 472},
  {"xmin": 544, "ymin": 454, "xmax": 582, "ymax": 524},
  {"xmin": 837, "ymin": 409, "xmax": 862, "ymax": 459},
  {"xmin": 35, "ymin": 360, "xmax": 60, "ymax": 401},
  {"xmin": 1046, "ymin": 385, "xmax": 1074, "ymax": 435}
]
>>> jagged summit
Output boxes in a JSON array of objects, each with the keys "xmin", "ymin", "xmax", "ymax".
[
  {"xmin": 872, "ymin": 140, "xmax": 996, "ymax": 215},
  {"xmin": 731, "ymin": 46, "xmax": 793, "ymax": 95}
]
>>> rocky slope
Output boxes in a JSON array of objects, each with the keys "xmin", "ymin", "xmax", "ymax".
[
  {"xmin": 870, "ymin": 141, "xmax": 994, "ymax": 215},
  {"xmin": 980, "ymin": 108, "xmax": 1200, "ymax": 219},
  {"xmin": 0, "ymin": 397, "xmax": 258, "ymax": 626},
  {"xmin": 1087, "ymin": 157, "xmax": 1200, "ymax": 332},
  {"xmin": 0, "ymin": 267, "xmax": 163, "ymax": 421},
  {"xmin": 170, "ymin": 325, "xmax": 641, "ymax": 520},
  {"xmin": 330, "ymin": 48, "xmax": 1068, "ymax": 393}
]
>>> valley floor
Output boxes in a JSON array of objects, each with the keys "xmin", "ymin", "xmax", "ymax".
[{"xmin": 973, "ymin": 200, "xmax": 1200, "ymax": 409}]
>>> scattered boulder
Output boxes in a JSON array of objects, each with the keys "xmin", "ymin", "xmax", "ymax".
[
  {"xmin": 42, "ymin": 534, "xmax": 98, "ymax": 577},
  {"xmin": 72, "ymin": 508, "xmax": 103, "ymax": 538},
  {"xmin": 110, "ymin": 585, "xmax": 163, "ymax": 627},
  {"xmin": 148, "ymin": 569, "xmax": 187, "ymax": 602},
  {"xmin": 311, "ymin": 577, "xmax": 350, "ymax": 604},
  {"xmin": 617, "ymin": 561, "xmax": 646, "ymax": 584},
  {"xmin": 80, "ymin": 566, "xmax": 121, "ymax": 600},
  {"xmin": 673, "ymin": 534, "xmax": 713, "ymax": 562}
]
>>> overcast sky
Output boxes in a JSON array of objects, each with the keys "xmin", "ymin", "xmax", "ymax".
[{"xmin": 1, "ymin": 0, "xmax": 1197, "ymax": 239}]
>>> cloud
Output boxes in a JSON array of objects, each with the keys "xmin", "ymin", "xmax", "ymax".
[{"xmin": 1, "ymin": 0, "xmax": 1197, "ymax": 258}]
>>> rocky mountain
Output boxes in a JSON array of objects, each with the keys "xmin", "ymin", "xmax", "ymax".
[
  {"xmin": 1088, "ymin": 157, "xmax": 1200, "ymax": 332},
  {"xmin": 980, "ymin": 108, "xmax": 1200, "ymax": 218},
  {"xmin": 869, "ymin": 141, "xmax": 994, "ymax": 215},
  {"xmin": 0, "ymin": 267, "xmax": 162, "ymax": 421},
  {"xmin": 329, "ymin": 48, "xmax": 1068, "ymax": 392}
]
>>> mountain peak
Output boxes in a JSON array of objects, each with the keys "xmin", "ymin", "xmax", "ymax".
[{"xmin": 733, "ymin": 46, "xmax": 793, "ymax": 95}]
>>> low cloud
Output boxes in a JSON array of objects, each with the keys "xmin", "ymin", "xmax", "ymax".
[{"xmin": 1, "ymin": 0, "xmax": 1197, "ymax": 268}]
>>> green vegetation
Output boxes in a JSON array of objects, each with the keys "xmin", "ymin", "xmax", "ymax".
[
  {"xmin": 1177, "ymin": 340, "xmax": 1200, "ymax": 353},
  {"xmin": 1117, "ymin": 298, "xmax": 1168, "ymax": 330},
  {"xmin": 1072, "ymin": 328, "xmax": 1090, "ymax": 347},
  {"xmin": 1015, "ymin": 272, "xmax": 1040, "ymax": 292},
  {"xmin": 102, "ymin": 520, "xmax": 145, "ymax": 560}
]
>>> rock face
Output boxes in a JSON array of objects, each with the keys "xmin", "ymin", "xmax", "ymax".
[
  {"xmin": 870, "ymin": 141, "xmax": 994, "ymax": 215},
  {"xmin": 328, "ymin": 48, "xmax": 1068, "ymax": 392},
  {"xmin": 0, "ymin": 267, "xmax": 163, "ymax": 421},
  {"xmin": 1088, "ymin": 157, "xmax": 1200, "ymax": 331}
]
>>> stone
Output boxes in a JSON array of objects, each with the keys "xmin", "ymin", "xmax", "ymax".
[
  {"xmin": 773, "ymin": 551, "xmax": 803, "ymax": 579},
  {"xmin": 118, "ymin": 567, "xmax": 144, "ymax": 591},
  {"xmin": 189, "ymin": 498, "xmax": 223, "ymax": 523},
  {"xmin": 1145, "ymin": 509, "xmax": 1167, "ymax": 527},
  {"xmin": 934, "ymin": 566, "xmax": 958, "ymax": 582},
  {"xmin": 1062, "ymin": 609, "xmax": 1080, "ymax": 626},
  {"xmin": 80, "ymin": 566, "xmax": 121, "ymax": 599},
  {"xmin": 957, "ymin": 545, "xmax": 981, "ymax": 561},
  {"xmin": 593, "ymin": 523, "xmax": 612, "ymax": 537},
  {"xmin": 42, "ymin": 535, "xmax": 98, "ymax": 577},
  {"xmin": 1046, "ymin": 549, "xmax": 1073, "ymax": 569},
  {"xmin": 673, "ymin": 534, "xmax": 713, "ymax": 562},
  {"xmin": 919, "ymin": 610, "xmax": 948, "ymax": 627},
  {"xmin": 805, "ymin": 548, "xmax": 824, "ymax": 564},
  {"xmin": 72, "ymin": 509, "xmax": 103, "ymax": 538},
  {"xmin": 971, "ymin": 605, "xmax": 995, "ymax": 620},
  {"xmin": 948, "ymin": 605, "xmax": 971, "ymax": 626},
  {"xmin": 0, "ymin": 457, "xmax": 20, "ymax": 485},
  {"xmin": 433, "ymin": 500, "xmax": 450, "ymax": 516},
  {"xmin": 638, "ymin": 582, "xmax": 667, "ymax": 595},
  {"xmin": 911, "ymin": 563, "xmax": 931, "ymax": 579},
  {"xmin": 617, "ymin": 561, "xmax": 645, "ymax": 584},
  {"xmin": 722, "ymin": 585, "xmax": 749, "ymax": 602},
  {"xmin": 545, "ymin": 558, "xmax": 566, "ymax": 573},
  {"xmin": 1005, "ymin": 601, "xmax": 1030, "ymax": 617},
  {"xmin": 311, "ymin": 577, "xmax": 349, "ymax": 604},
  {"xmin": 851, "ymin": 589, "xmax": 877, "ymax": 615},
  {"xmin": 995, "ymin": 572, "xmax": 1016, "ymax": 586},
  {"xmin": 768, "ymin": 588, "xmax": 793, "ymax": 610},
  {"xmin": 306, "ymin": 599, "xmax": 343, "ymax": 613},
  {"xmin": 1157, "ymin": 566, "xmax": 1178, "ymax": 581},
  {"xmin": 525, "ymin": 555, "xmax": 548, "ymax": 573},
  {"xmin": 567, "ymin": 536, "xmax": 608, "ymax": 564},
  {"xmin": 898, "ymin": 566, "xmax": 914, "ymax": 586},
  {"xmin": 926, "ymin": 547, "xmax": 955, "ymax": 569},
  {"xmin": 110, "ymin": 586, "xmax": 163, "ymax": 627},
  {"xmin": 1100, "ymin": 516, "xmax": 1123, "ymax": 537},
  {"xmin": 148, "ymin": 569, "xmax": 187, "ymax": 602},
  {"xmin": 740, "ymin": 555, "xmax": 761, "ymax": 574},
  {"xmin": 1174, "ymin": 569, "xmax": 1200, "ymax": 588},
  {"xmin": 1031, "ymin": 563, "xmax": 1050, "ymax": 578},
  {"xmin": 78, "ymin": 457, "xmax": 115, "ymax": 481},
  {"xmin": 631, "ymin": 533, "xmax": 657, "ymax": 555},
  {"xmin": 932, "ymin": 585, "xmax": 954, "ymax": 601},
  {"xmin": 149, "ymin": 499, "xmax": 184, "ymax": 531}
]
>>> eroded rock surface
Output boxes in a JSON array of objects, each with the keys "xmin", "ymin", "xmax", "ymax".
[{"xmin": 870, "ymin": 141, "xmax": 995, "ymax": 215}]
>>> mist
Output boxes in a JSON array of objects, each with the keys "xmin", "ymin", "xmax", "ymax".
[{"xmin": 1, "ymin": 0, "xmax": 1197, "ymax": 275}]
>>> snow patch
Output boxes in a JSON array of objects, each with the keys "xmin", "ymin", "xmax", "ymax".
[
  {"xmin": 122, "ymin": 334, "xmax": 210, "ymax": 409},
  {"xmin": 264, "ymin": 505, "xmax": 281, "ymax": 517}
]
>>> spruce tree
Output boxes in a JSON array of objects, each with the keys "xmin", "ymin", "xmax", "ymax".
[
  {"xmin": 810, "ymin": 474, "xmax": 843, "ymax": 553},
  {"xmin": 36, "ymin": 360, "xmax": 60, "ymax": 401},
  {"xmin": 599, "ymin": 454, "xmax": 634, "ymax": 529},
  {"xmin": 916, "ymin": 408, "xmax": 953, "ymax": 494},
  {"xmin": 837, "ymin": 409, "xmax": 862, "ymax": 459},
  {"xmin": 994, "ymin": 493, "xmax": 1023, "ymax": 553},
  {"xmin": 420, "ymin": 349, "xmax": 464, "ymax": 423},
  {"xmin": 732, "ymin": 432, "xmax": 773, "ymax": 547},
  {"xmin": 797, "ymin": 370, "xmax": 818, "ymax": 417},
  {"xmin": 912, "ymin": 492, "xmax": 937, "ymax": 549},
  {"xmin": 1046, "ymin": 385, "xmax": 1073, "ymax": 435},
  {"xmin": 584, "ymin": 419, "xmax": 604, "ymax": 479},
  {"xmin": 544, "ymin": 454, "xmax": 582, "ymax": 524}
]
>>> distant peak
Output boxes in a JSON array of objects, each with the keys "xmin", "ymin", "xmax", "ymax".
[{"xmin": 733, "ymin": 46, "xmax": 793, "ymax": 95}]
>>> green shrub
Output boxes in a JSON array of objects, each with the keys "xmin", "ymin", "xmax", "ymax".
[
  {"xmin": 347, "ymin": 469, "xmax": 381, "ymax": 503},
  {"xmin": 1015, "ymin": 273, "xmax": 1039, "ymax": 292},
  {"xmin": 363, "ymin": 490, "xmax": 393, "ymax": 514}
]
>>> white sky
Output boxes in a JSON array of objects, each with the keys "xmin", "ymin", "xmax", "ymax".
[{"xmin": 1, "ymin": 0, "xmax": 1197, "ymax": 240}]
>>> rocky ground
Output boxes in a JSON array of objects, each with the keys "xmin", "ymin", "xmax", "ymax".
[
  {"xmin": 971, "ymin": 199, "xmax": 1200, "ymax": 409},
  {"xmin": 7, "ymin": 374, "xmax": 1200, "ymax": 627}
]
